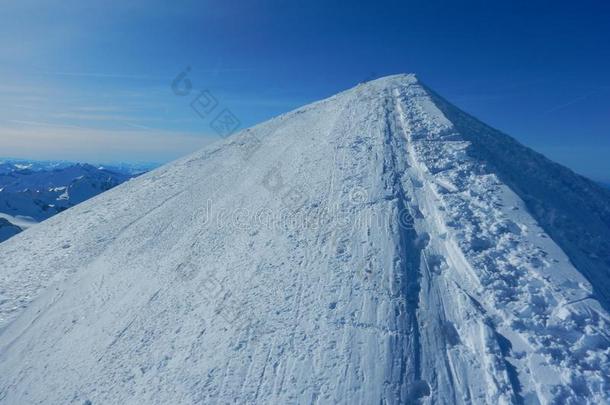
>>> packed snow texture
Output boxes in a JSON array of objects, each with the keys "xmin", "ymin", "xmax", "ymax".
[{"xmin": 0, "ymin": 75, "xmax": 609, "ymax": 404}]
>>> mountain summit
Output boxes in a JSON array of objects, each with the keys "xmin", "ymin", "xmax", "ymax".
[{"xmin": 0, "ymin": 74, "xmax": 608, "ymax": 404}]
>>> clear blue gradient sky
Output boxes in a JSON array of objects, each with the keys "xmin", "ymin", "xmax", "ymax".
[{"xmin": 1, "ymin": 0, "xmax": 609, "ymax": 181}]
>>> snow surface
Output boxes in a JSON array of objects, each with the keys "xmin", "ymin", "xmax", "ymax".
[{"xmin": 0, "ymin": 74, "xmax": 608, "ymax": 404}]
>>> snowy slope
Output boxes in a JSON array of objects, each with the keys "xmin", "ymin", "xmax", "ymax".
[{"xmin": 0, "ymin": 74, "xmax": 608, "ymax": 404}]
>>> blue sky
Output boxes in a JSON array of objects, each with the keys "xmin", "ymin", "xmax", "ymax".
[{"xmin": 1, "ymin": 0, "xmax": 609, "ymax": 182}]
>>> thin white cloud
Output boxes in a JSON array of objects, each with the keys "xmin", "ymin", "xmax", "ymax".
[
  {"xmin": 73, "ymin": 105, "xmax": 123, "ymax": 112},
  {"xmin": 5, "ymin": 119, "xmax": 85, "ymax": 129},
  {"xmin": 43, "ymin": 71, "xmax": 170, "ymax": 81},
  {"xmin": 543, "ymin": 91, "xmax": 599, "ymax": 114},
  {"xmin": 40, "ymin": 68, "xmax": 251, "ymax": 81},
  {"xmin": 0, "ymin": 123, "xmax": 213, "ymax": 163},
  {"xmin": 48, "ymin": 112, "xmax": 141, "ymax": 122}
]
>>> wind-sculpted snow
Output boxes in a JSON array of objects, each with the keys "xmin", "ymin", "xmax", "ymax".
[
  {"xmin": 429, "ymin": 89, "xmax": 610, "ymax": 314},
  {"xmin": 0, "ymin": 75, "xmax": 608, "ymax": 404}
]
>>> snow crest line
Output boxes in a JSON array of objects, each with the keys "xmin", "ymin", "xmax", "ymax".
[{"xmin": 393, "ymin": 84, "xmax": 610, "ymax": 403}]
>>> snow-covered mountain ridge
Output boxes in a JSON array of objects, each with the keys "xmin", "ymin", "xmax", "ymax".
[{"xmin": 0, "ymin": 74, "xmax": 608, "ymax": 404}]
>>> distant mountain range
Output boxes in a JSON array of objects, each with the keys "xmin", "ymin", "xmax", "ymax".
[
  {"xmin": 0, "ymin": 159, "xmax": 158, "ymax": 243},
  {"xmin": 0, "ymin": 217, "xmax": 22, "ymax": 242}
]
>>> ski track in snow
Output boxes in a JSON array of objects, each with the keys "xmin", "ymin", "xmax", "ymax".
[{"xmin": 0, "ymin": 74, "xmax": 608, "ymax": 404}]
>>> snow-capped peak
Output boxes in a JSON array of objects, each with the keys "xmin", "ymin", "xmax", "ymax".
[{"xmin": 0, "ymin": 75, "xmax": 608, "ymax": 404}]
